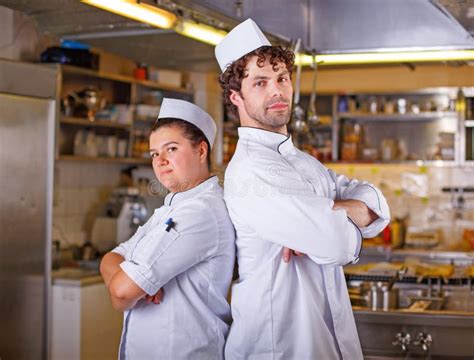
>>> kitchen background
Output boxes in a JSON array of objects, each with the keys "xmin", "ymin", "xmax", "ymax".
[{"xmin": 1, "ymin": 1, "xmax": 474, "ymax": 359}]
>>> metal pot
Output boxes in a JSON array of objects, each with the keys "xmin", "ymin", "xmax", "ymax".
[
  {"xmin": 361, "ymin": 267, "xmax": 407, "ymax": 311},
  {"xmin": 363, "ymin": 281, "xmax": 399, "ymax": 311}
]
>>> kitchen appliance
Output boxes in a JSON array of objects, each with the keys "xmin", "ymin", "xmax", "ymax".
[
  {"xmin": 91, "ymin": 187, "xmax": 148, "ymax": 253},
  {"xmin": 290, "ymin": 39, "xmax": 308, "ymax": 135},
  {"xmin": 346, "ymin": 252, "xmax": 474, "ymax": 358},
  {"xmin": 306, "ymin": 54, "xmax": 319, "ymax": 126},
  {"xmin": 63, "ymin": 87, "xmax": 106, "ymax": 121},
  {"xmin": 0, "ymin": 59, "xmax": 56, "ymax": 360},
  {"xmin": 40, "ymin": 46, "xmax": 99, "ymax": 70}
]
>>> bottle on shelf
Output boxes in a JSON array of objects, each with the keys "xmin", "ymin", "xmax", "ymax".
[
  {"xmin": 132, "ymin": 130, "xmax": 150, "ymax": 158},
  {"xmin": 341, "ymin": 122, "xmax": 361, "ymax": 161}
]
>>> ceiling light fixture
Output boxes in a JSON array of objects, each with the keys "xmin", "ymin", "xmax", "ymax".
[
  {"xmin": 81, "ymin": 0, "xmax": 177, "ymax": 29},
  {"xmin": 80, "ymin": 1, "xmax": 474, "ymax": 65},
  {"xmin": 175, "ymin": 20, "xmax": 228, "ymax": 46},
  {"xmin": 297, "ymin": 50, "xmax": 474, "ymax": 66}
]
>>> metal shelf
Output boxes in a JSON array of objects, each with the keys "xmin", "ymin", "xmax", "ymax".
[
  {"xmin": 57, "ymin": 155, "xmax": 150, "ymax": 165},
  {"xmin": 326, "ymin": 160, "xmax": 458, "ymax": 166},
  {"xmin": 60, "ymin": 117, "xmax": 132, "ymax": 130},
  {"xmin": 338, "ymin": 111, "xmax": 457, "ymax": 122},
  {"xmin": 60, "ymin": 64, "xmax": 191, "ymax": 94}
]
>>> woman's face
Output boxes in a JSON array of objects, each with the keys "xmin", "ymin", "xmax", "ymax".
[{"xmin": 149, "ymin": 125, "xmax": 207, "ymax": 193}]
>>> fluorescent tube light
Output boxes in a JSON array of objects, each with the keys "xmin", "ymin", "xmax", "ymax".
[
  {"xmin": 175, "ymin": 20, "xmax": 227, "ymax": 46},
  {"xmin": 296, "ymin": 50, "xmax": 474, "ymax": 66},
  {"xmin": 81, "ymin": 0, "xmax": 177, "ymax": 29}
]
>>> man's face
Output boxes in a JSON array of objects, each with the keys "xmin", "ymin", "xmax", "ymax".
[{"xmin": 232, "ymin": 56, "xmax": 293, "ymax": 132}]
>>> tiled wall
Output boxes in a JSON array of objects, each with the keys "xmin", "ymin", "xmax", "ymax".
[
  {"xmin": 328, "ymin": 163, "xmax": 474, "ymax": 245},
  {"xmin": 53, "ymin": 160, "xmax": 474, "ymax": 248}
]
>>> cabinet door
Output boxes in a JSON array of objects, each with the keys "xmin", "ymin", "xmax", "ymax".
[
  {"xmin": 51, "ymin": 283, "xmax": 123, "ymax": 360},
  {"xmin": 81, "ymin": 283, "xmax": 122, "ymax": 360}
]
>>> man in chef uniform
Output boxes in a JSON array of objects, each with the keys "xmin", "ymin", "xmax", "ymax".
[{"xmin": 215, "ymin": 19, "xmax": 390, "ymax": 359}]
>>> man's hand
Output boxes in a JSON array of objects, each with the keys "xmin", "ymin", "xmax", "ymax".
[
  {"xmin": 145, "ymin": 288, "xmax": 164, "ymax": 305},
  {"xmin": 333, "ymin": 199, "xmax": 378, "ymax": 228},
  {"xmin": 282, "ymin": 247, "xmax": 305, "ymax": 263}
]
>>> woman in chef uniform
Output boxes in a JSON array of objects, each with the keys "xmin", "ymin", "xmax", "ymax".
[{"xmin": 100, "ymin": 98, "xmax": 235, "ymax": 359}]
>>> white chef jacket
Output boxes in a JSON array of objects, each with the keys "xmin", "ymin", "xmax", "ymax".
[
  {"xmin": 224, "ymin": 127, "xmax": 390, "ymax": 360},
  {"xmin": 112, "ymin": 176, "xmax": 235, "ymax": 360}
]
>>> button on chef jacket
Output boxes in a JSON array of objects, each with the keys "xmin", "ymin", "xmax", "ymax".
[
  {"xmin": 112, "ymin": 176, "xmax": 235, "ymax": 360},
  {"xmin": 224, "ymin": 127, "xmax": 390, "ymax": 360}
]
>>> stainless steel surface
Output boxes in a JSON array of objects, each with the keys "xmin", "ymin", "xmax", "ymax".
[
  {"xmin": 0, "ymin": 60, "xmax": 56, "ymax": 360},
  {"xmin": 354, "ymin": 308, "xmax": 474, "ymax": 358},
  {"xmin": 350, "ymin": 274, "xmax": 474, "ymax": 312},
  {"xmin": 175, "ymin": 0, "xmax": 474, "ymax": 51},
  {"xmin": 307, "ymin": 57, "xmax": 319, "ymax": 126},
  {"xmin": 0, "ymin": 0, "xmax": 473, "ymax": 71},
  {"xmin": 357, "ymin": 245, "xmax": 474, "ymax": 266},
  {"xmin": 291, "ymin": 53, "xmax": 308, "ymax": 134},
  {"xmin": 349, "ymin": 262, "xmax": 474, "ymax": 359},
  {"xmin": 0, "ymin": 59, "xmax": 57, "ymax": 98},
  {"xmin": 438, "ymin": 0, "xmax": 474, "ymax": 37},
  {"xmin": 440, "ymin": 288, "xmax": 474, "ymax": 312}
]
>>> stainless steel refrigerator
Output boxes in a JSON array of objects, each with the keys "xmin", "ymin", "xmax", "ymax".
[{"xmin": 0, "ymin": 59, "xmax": 57, "ymax": 359}]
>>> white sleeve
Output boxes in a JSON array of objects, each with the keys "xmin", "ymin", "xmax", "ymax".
[
  {"xmin": 119, "ymin": 203, "xmax": 218, "ymax": 295},
  {"xmin": 225, "ymin": 159, "xmax": 361, "ymax": 266},
  {"xmin": 328, "ymin": 169, "xmax": 391, "ymax": 238}
]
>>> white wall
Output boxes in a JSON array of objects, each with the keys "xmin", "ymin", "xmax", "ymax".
[{"xmin": 0, "ymin": 5, "xmax": 55, "ymax": 62}]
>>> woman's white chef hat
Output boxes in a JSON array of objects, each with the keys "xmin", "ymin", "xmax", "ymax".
[
  {"xmin": 157, "ymin": 98, "xmax": 217, "ymax": 148},
  {"xmin": 215, "ymin": 18, "xmax": 271, "ymax": 72}
]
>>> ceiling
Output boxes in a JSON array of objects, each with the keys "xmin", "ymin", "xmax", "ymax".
[{"xmin": 0, "ymin": 0, "xmax": 473, "ymax": 72}]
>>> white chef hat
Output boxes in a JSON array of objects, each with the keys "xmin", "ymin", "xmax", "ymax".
[
  {"xmin": 215, "ymin": 18, "xmax": 271, "ymax": 72},
  {"xmin": 157, "ymin": 98, "xmax": 217, "ymax": 148}
]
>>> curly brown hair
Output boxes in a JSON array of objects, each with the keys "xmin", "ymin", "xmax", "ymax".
[{"xmin": 218, "ymin": 46, "xmax": 295, "ymax": 119}]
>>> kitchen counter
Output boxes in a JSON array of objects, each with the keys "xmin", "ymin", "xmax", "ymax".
[
  {"xmin": 352, "ymin": 305, "xmax": 474, "ymax": 317},
  {"xmin": 52, "ymin": 267, "xmax": 103, "ymax": 287},
  {"xmin": 353, "ymin": 305, "xmax": 474, "ymax": 358},
  {"xmin": 360, "ymin": 245, "xmax": 474, "ymax": 265},
  {"xmin": 51, "ymin": 267, "xmax": 121, "ymax": 360},
  {"xmin": 346, "ymin": 249, "xmax": 474, "ymax": 358}
]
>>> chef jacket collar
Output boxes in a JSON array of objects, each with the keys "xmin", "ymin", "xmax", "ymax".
[
  {"xmin": 164, "ymin": 175, "xmax": 219, "ymax": 207},
  {"xmin": 237, "ymin": 126, "xmax": 294, "ymax": 155}
]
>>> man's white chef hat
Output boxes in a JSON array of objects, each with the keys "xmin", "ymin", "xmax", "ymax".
[
  {"xmin": 157, "ymin": 98, "xmax": 217, "ymax": 148},
  {"xmin": 215, "ymin": 18, "xmax": 271, "ymax": 72}
]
